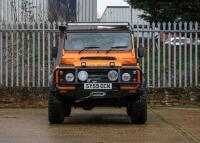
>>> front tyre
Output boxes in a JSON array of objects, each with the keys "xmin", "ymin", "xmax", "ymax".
[
  {"xmin": 130, "ymin": 92, "xmax": 147, "ymax": 124},
  {"xmin": 48, "ymin": 92, "xmax": 65, "ymax": 124},
  {"xmin": 64, "ymin": 104, "xmax": 71, "ymax": 117},
  {"xmin": 126, "ymin": 106, "xmax": 131, "ymax": 116}
]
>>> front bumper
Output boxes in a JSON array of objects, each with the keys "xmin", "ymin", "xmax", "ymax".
[
  {"xmin": 52, "ymin": 82, "xmax": 142, "ymax": 99},
  {"xmin": 50, "ymin": 67, "xmax": 144, "ymax": 101}
]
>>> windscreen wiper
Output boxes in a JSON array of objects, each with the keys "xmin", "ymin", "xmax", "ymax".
[
  {"xmin": 106, "ymin": 46, "xmax": 127, "ymax": 53},
  {"xmin": 79, "ymin": 46, "xmax": 100, "ymax": 53}
]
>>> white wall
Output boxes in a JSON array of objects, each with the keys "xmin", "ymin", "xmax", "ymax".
[
  {"xmin": 101, "ymin": 6, "xmax": 130, "ymax": 22},
  {"xmin": 100, "ymin": 6, "xmax": 147, "ymax": 25},
  {"xmin": 0, "ymin": 0, "xmax": 48, "ymax": 22},
  {"xmin": 76, "ymin": 0, "xmax": 97, "ymax": 22},
  {"xmin": 0, "ymin": 0, "xmax": 98, "ymax": 22}
]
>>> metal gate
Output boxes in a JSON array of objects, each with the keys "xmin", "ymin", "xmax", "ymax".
[{"xmin": 0, "ymin": 21, "xmax": 199, "ymax": 88}]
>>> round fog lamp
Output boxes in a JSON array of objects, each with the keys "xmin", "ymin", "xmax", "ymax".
[
  {"xmin": 122, "ymin": 73, "xmax": 131, "ymax": 82},
  {"xmin": 65, "ymin": 73, "xmax": 74, "ymax": 82},
  {"xmin": 78, "ymin": 71, "xmax": 88, "ymax": 81},
  {"xmin": 108, "ymin": 70, "xmax": 118, "ymax": 81}
]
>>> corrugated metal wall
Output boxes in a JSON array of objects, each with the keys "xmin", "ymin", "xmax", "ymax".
[
  {"xmin": 76, "ymin": 0, "xmax": 97, "ymax": 22},
  {"xmin": 101, "ymin": 6, "xmax": 130, "ymax": 23},
  {"xmin": 0, "ymin": 0, "xmax": 48, "ymax": 22},
  {"xmin": 100, "ymin": 6, "xmax": 147, "ymax": 25},
  {"xmin": 0, "ymin": 0, "xmax": 97, "ymax": 22}
]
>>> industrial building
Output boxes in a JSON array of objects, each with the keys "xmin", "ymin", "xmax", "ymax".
[
  {"xmin": 0, "ymin": 0, "xmax": 97, "ymax": 22},
  {"xmin": 48, "ymin": 0, "xmax": 77, "ymax": 22},
  {"xmin": 100, "ymin": 6, "xmax": 147, "ymax": 25},
  {"xmin": 0, "ymin": 0, "xmax": 48, "ymax": 22},
  {"xmin": 76, "ymin": 0, "xmax": 97, "ymax": 22},
  {"xmin": 48, "ymin": 0, "xmax": 97, "ymax": 22}
]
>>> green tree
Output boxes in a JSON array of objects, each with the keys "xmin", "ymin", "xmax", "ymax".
[{"xmin": 128, "ymin": 0, "xmax": 200, "ymax": 22}]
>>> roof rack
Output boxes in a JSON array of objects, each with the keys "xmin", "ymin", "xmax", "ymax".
[
  {"xmin": 67, "ymin": 22, "xmax": 130, "ymax": 26},
  {"xmin": 59, "ymin": 22, "xmax": 132, "ymax": 31}
]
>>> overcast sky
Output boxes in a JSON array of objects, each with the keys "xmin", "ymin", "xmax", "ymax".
[{"xmin": 97, "ymin": 0, "xmax": 129, "ymax": 18}]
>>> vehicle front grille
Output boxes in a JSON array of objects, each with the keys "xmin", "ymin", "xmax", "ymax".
[
  {"xmin": 58, "ymin": 68, "xmax": 140, "ymax": 85},
  {"xmin": 78, "ymin": 69, "xmax": 117, "ymax": 83}
]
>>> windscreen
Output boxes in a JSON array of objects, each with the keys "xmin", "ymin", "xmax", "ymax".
[{"xmin": 64, "ymin": 32, "xmax": 132, "ymax": 51}]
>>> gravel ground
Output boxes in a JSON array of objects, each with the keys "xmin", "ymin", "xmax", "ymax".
[{"xmin": 0, "ymin": 107, "xmax": 199, "ymax": 143}]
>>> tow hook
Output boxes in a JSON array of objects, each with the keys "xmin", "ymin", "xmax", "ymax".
[
  {"xmin": 75, "ymin": 92, "xmax": 106, "ymax": 103},
  {"xmin": 90, "ymin": 92, "xmax": 106, "ymax": 97}
]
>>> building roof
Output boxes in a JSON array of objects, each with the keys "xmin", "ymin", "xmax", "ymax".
[
  {"xmin": 101, "ymin": 6, "xmax": 130, "ymax": 19},
  {"xmin": 106, "ymin": 6, "xmax": 130, "ymax": 9},
  {"xmin": 100, "ymin": 5, "xmax": 148, "ymax": 25}
]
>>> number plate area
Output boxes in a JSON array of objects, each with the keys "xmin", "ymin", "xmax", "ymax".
[{"xmin": 84, "ymin": 83, "xmax": 112, "ymax": 90}]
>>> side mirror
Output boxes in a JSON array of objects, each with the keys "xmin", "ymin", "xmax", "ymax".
[
  {"xmin": 138, "ymin": 46, "xmax": 144, "ymax": 58},
  {"xmin": 51, "ymin": 47, "xmax": 58, "ymax": 59}
]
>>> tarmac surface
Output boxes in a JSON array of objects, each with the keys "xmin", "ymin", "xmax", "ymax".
[{"xmin": 0, "ymin": 107, "xmax": 199, "ymax": 143}]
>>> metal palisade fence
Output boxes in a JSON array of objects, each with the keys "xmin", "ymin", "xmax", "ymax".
[
  {"xmin": 0, "ymin": 21, "xmax": 60, "ymax": 87},
  {"xmin": 135, "ymin": 22, "xmax": 200, "ymax": 88},
  {"xmin": 0, "ymin": 21, "xmax": 199, "ymax": 88}
]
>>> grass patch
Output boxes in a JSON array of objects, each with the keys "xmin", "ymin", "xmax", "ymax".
[
  {"xmin": 0, "ymin": 104, "xmax": 48, "ymax": 109},
  {"xmin": 149, "ymin": 104, "xmax": 200, "ymax": 109},
  {"xmin": 0, "ymin": 103, "xmax": 200, "ymax": 109}
]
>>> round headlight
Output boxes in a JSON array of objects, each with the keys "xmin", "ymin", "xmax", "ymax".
[
  {"xmin": 122, "ymin": 73, "xmax": 131, "ymax": 82},
  {"xmin": 78, "ymin": 71, "xmax": 88, "ymax": 81},
  {"xmin": 65, "ymin": 73, "xmax": 74, "ymax": 82},
  {"xmin": 108, "ymin": 70, "xmax": 118, "ymax": 81}
]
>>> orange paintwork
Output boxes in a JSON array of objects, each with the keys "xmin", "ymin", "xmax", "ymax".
[
  {"xmin": 55, "ymin": 70, "xmax": 59, "ymax": 83},
  {"xmin": 60, "ymin": 51, "xmax": 137, "ymax": 67},
  {"xmin": 120, "ymin": 85, "xmax": 139, "ymax": 90},
  {"xmin": 56, "ymin": 86, "xmax": 76, "ymax": 90},
  {"xmin": 137, "ymin": 70, "xmax": 141, "ymax": 82},
  {"xmin": 56, "ymin": 31, "xmax": 140, "ymax": 93},
  {"xmin": 59, "ymin": 32, "xmax": 138, "ymax": 68}
]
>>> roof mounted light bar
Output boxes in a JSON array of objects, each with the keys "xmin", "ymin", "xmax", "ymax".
[
  {"xmin": 59, "ymin": 22, "xmax": 132, "ymax": 32},
  {"xmin": 67, "ymin": 22, "xmax": 130, "ymax": 26}
]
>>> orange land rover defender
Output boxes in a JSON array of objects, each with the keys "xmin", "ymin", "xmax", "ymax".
[{"xmin": 48, "ymin": 23, "xmax": 147, "ymax": 124}]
